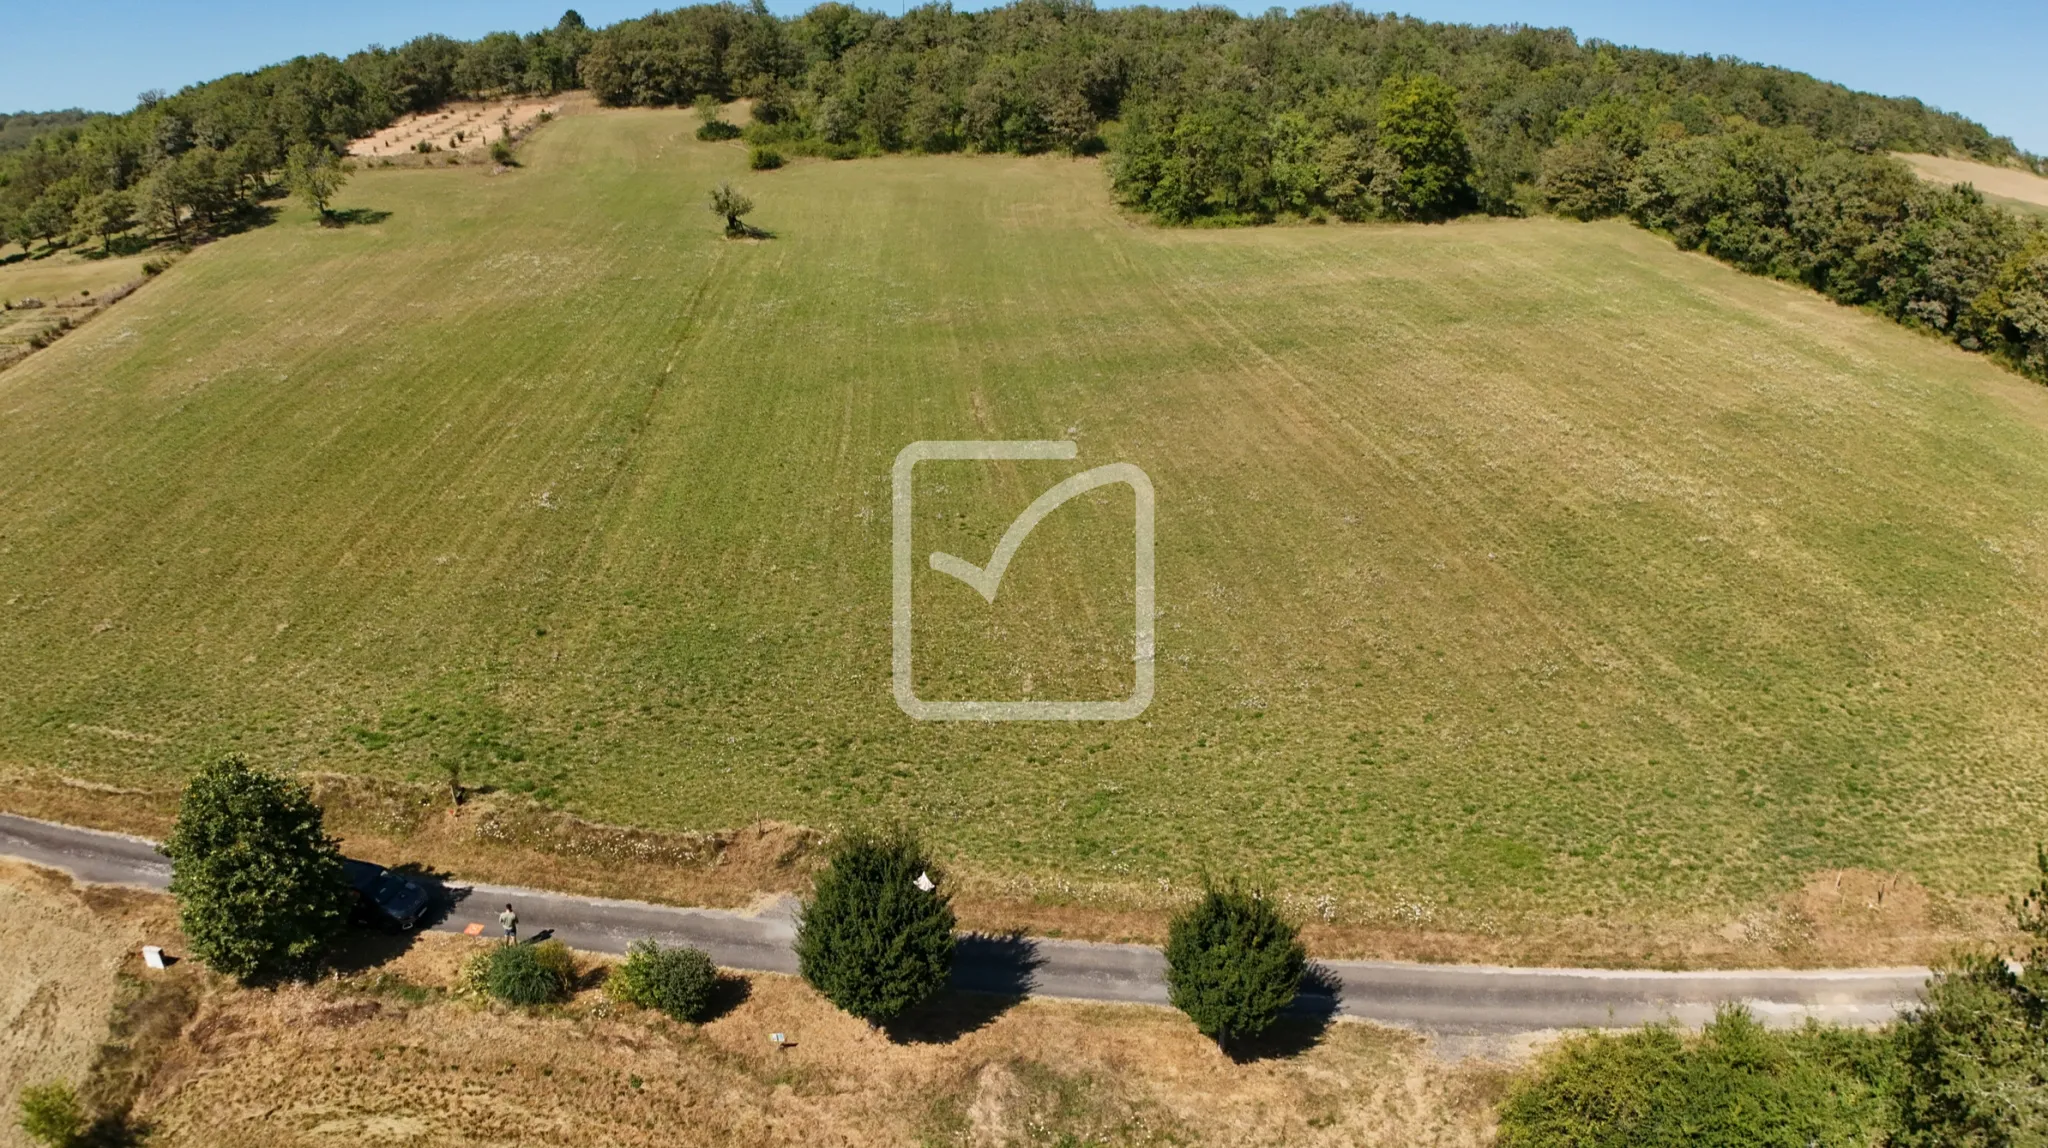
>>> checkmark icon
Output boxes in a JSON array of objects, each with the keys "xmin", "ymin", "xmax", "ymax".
[
  {"xmin": 928, "ymin": 464, "xmax": 1144, "ymax": 604},
  {"xmin": 891, "ymin": 440, "xmax": 1156, "ymax": 722}
]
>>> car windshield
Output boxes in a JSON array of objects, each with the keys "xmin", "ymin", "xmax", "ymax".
[{"xmin": 374, "ymin": 873, "xmax": 424, "ymax": 909}]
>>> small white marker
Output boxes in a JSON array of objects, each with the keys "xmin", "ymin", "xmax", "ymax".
[
  {"xmin": 770, "ymin": 1032, "xmax": 787, "ymax": 1047},
  {"xmin": 914, "ymin": 871, "xmax": 935, "ymax": 893},
  {"xmin": 142, "ymin": 945, "xmax": 165, "ymax": 970}
]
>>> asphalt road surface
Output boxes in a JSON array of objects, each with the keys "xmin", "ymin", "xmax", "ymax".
[{"xmin": 0, "ymin": 810, "xmax": 1930, "ymax": 1035}]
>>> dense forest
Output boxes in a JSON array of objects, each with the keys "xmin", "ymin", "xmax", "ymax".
[
  {"xmin": 1, "ymin": 3, "xmax": 2043, "ymax": 379},
  {"xmin": 0, "ymin": 110, "xmax": 98, "ymax": 155}
]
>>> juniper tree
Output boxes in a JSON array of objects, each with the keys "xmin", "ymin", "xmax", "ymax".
[
  {"xmin": 795, "ymin": 828, "xmax": 955, "ymax": 1024},
  {"xmin": 1165, "ymin": 883, "xmax": 1307, "ymax": 1052}
]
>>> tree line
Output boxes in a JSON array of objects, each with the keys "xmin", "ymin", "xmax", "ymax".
[
  {"xmin": 2, "ymin": 3, "xmax": 2043, "ymax": 380},
  {"xmin": 0, "ymin": 11, "xmax": 596, "ymax": 254}
]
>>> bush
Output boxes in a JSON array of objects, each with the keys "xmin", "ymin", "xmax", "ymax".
[
  {"xmin": 489, "ymin": 139, "xmax": 515, "ymax": 166},
  {"xmin": 795, "ymin": 828, "xmax": 955, "ymax": 1024},
  {"xmin": 608, "ymin": 939, "xmax": 718, "ymax": 1021},
  {"xmin": 1891, "ymin": 957, "xmax": 2048, "ymax": 1146},
  {"xmin": 1164, "ymin": 884, "xmax": 1306, "ymax": 1050},
  {"xmin": 1890, "ymin": 847, "xmax": 2048, "ymax": 1145},
  {"xmin": 16, "ymin": 1081, "xmax": 83, "ymax": 1147},
  {"xmin": 1497, "ymin": 1007, "xmax": 1901, "ymax": 1147},
  {"xmin": 163, "ymin": 755, "xmax": 354, "ymax": 982},
  {"xmin": 484, "ymin": 939, "xmax": 575, "ymax": 1005},
  {"xmin": 749, "ymin": 147, "xmax": 784, "ymax": 171},
  {"xmin": 694, "ymin": 93, "xmax": 742, "ymax": 141}
]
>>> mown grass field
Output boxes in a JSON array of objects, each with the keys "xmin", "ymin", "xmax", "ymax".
[{"xmin": 5, "ymin": 107, "xmax": 2048, "ymax": 948}]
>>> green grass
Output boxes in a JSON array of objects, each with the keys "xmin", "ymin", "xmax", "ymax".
[{"xmin": 5, "ymin": 108, "xmax": 2048, "ymax": 936}]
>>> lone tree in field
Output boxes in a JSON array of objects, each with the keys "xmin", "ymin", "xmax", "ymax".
[
  {"xmin": 164, "ymin": 755, "xmax": 354, "ymax": 982},
  {"xmin": 708, "ymin": 181, "xmax": 755, "ymax": 237},
  {"xmin": 284, "ymin": 142, "xmax": 350, "ymax": 219},
  {"xmin": 1165, "ymin": 883, "xmax": 1307, "ymax": 1052},
  {"xmin": 795, "ymin": 828, "xmax": 955, "ymax": 1024}
]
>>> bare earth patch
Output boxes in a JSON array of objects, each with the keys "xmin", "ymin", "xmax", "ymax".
[{"xmin": 349, "ymin": 99, "xmax": 564, "ymax": 160}]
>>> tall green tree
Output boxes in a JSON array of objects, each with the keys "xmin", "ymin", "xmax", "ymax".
[
  {"xmin": 795, "ymin": 828, "xmax": 955, "ymax": 1024},
  {"xmin": 72, "ymin": 189, "xmax": 134, "ymax": 253},
  {"xmin": 163, "ymin": 755, "xmax": 354, "ymax": 982},
  {"xmin": 1164, "ymin": 883, "xmax": 1307, "ymax": 1051},
  {"xmin": 19, "ymin": 193, "xmax": 70, "ymax": 251},
  {"xmin": 284, "ymin": 142, "xmax": 349, "ymax": 218},
  {"xmin": 1372, "ymin": 74, "xmax": 1472, "ymax": 221}
]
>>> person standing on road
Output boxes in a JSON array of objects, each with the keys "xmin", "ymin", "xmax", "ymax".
[{"xmin": 499, "ymin": 903, "xmax": 518, "ymax": 944}]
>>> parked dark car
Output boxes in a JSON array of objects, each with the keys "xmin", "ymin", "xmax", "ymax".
[{"xmin": 343, "ymin": 858, "xmax": 432, "ymax": 931}]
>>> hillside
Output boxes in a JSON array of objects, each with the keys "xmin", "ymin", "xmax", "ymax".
[{"xmin": 4, "ymin": 108, "xmax": 2048, "ymax": 957}]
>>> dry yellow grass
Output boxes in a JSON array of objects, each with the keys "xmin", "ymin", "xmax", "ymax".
[
  {"xmin": 1897, "ymin": 152, "xmax": 2048, "ymax": 212},
  {"xmin": 0, "ymin": 862, "xmax": 172, "ymax": 1148},
  {"xmin": 0, "ymin": 862, "xmax": 1510, "ymax": 1147},
  {"xmin": 0, "ymin": 250, "xmax": 155, "ymax": 306}
]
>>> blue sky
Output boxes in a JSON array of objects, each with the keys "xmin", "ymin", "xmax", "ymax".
[{"xmin": 5, "ymin": 1, "xmax": 2042, "ymax": 154}]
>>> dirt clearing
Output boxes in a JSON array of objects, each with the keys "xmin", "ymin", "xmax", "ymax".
[{"xmin": 349, "ymin": 99, "xmax": 562, "ymax": 159}]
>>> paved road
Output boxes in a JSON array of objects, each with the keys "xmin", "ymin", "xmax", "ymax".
[{"xmin": 0, "ymin": 811, "xmax": 1930, "ymax": 1035}]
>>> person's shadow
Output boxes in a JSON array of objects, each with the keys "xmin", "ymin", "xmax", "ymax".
[{"xmin": 884, "ymin": 932, "xmax": 1044, "ymax": 1044}]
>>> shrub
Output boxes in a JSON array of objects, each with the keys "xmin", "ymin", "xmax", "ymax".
[
  {"xmin": 708, "ymin": 181, "xmax": 756, "ymax": 236},
  {"xmin": 694, "ymin": 94, "xmax": 742, "ymax": 141},
  {"xmin": 1891, "ymin": 846, "xmax": 2048, "ymax": 1145},
  {"xmin": 162, "ymin": 755, "xmax": 354, "ymax": 982},
  {"xmin": 484, "ymin": 939, "xmax": 575, "ymax": 1005},
  {"xmin": 489, "ymin": 139, "xmax": 515, "ymax": 166},
  {"xmin": 608, "ymin": 939, "xmax": 718, "ymax": 1021},
  {"xmin": 16, "ymin": 1081, "xmax": 84, "ymax": 1147},
  {"xmin": 1164, "ymin": 883, "xmax": 1306, "ymax": 1050},
  {"xmin": 749, "ymin": 147, "xmax": 784, "ymax": 171},
  {"xmin": 1892, "ymin": 957, "xmax": 2048, "ymax": 1146},
  {"xmin": 1497, "ymin": 1007, "xmax": 1901, "ymax": 1147},
  {"xmin": 795, "ymin": 828, "xmax": 955, "ymax": 1024}
]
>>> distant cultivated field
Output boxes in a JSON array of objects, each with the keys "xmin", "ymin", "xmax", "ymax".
[
  {"xmin": 5, "ymin": 109, "xmax": 2048, "ymax": 949},
  {"xmin": 1898, "ymin": 151, "xmax": 2048, "ymax": 215}
]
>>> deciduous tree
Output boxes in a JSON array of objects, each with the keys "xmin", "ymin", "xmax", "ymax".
[
  {"xmin": 284, "ymin": 142, "xmax": 349, "ymax": 218},
  {"xmin": 163, "ymin": 755, "xmax": 353, "ymax": 982}
]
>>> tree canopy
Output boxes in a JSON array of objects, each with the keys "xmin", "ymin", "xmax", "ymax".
[
  {"xmin": 162, "ymin": 756, "xmax": 354, "ymax": 982},
  {"xmin": 1164, "ymin": 884, "xmax": 1307, "ymax": 1050},
  {"xmin": 794, "ymin": 828, "xmax": 955, "ymax": 1024}
]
